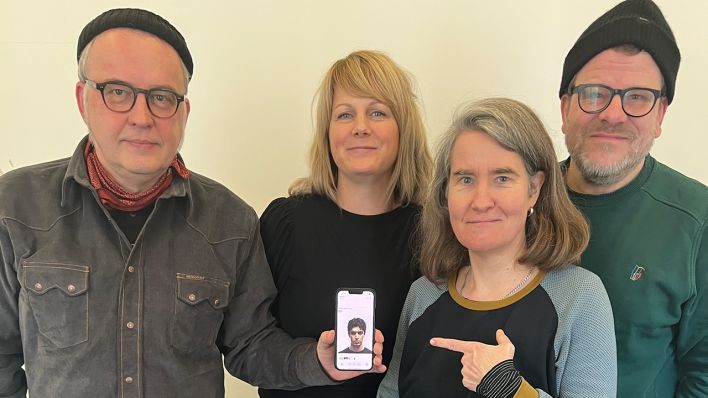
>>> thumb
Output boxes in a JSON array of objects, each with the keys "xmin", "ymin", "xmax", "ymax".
[
  {"xmin": 495, "ymin": 329, "xmax": 511, "ymax": 345},
  {"xmin": 319, "ymin": 330, "xmax": 335, "ymax": 347}
]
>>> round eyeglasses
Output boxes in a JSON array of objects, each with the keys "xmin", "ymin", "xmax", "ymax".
[
  {"xmin": 569, "ymin": 84, "xmax": 663, "ymax": 118},
  {"xmin": 85, "ymin": 79, "xmax": 185, "ymax": 118}
]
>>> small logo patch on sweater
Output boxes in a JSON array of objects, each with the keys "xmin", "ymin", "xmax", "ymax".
[{"xmin": 629, "ymin": 265, "xmax": 646, "ymax": 281}]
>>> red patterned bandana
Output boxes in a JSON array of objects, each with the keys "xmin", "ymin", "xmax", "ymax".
[{"xmin": 84, "ymin": 142, "xmax": 190, "ymax": 211}]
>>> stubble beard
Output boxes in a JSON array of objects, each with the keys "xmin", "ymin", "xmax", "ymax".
[{"xmin": 567, "ymin": 122, "xmax": 654, "ymax": 187}]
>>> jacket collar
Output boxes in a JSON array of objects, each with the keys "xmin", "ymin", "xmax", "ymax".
[{"xmin": 61, "ymin": 135, "xmax": 190, "ymax": 209}]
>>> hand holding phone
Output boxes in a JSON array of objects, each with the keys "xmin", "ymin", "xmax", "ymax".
[{"xmin": 335, "ymin": 288, "xmax": 376, "ymax": 371}]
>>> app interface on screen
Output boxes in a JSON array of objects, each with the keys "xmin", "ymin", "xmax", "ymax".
[{"xmin": 336, "ymin": 290, "xmax": 374, "ymax": 370}]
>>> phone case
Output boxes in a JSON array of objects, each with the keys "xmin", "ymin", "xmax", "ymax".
[{"xmin": 334, "ymin": 287, "xmax": 376, "ymax": 371}]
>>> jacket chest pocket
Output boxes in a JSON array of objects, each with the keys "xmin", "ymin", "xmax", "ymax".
[
  {"xmin": 22, "ymin": 262, "xmax": 90, "ymax": 348},
  {"xmin": 171, "ymin": 273, "xmax": 230, "ymax": 353}
]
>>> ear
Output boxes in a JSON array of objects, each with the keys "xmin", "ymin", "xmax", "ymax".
[
  {"xmin": 76, "ymin": 81, "xmax": 88, "ymax": 124},
  {"xmin": 653, "ymin": 97, "xmax": 668, "ymax": 139},
  {"xmin": 183, "ymin": 97, "xmax": 191, "ymax": 118},
  {"xmin": 528, "ymin": 171, "xmax": 546, "ymax": 206},
  {"xmin": 559, "ymin": 95, "xmax": 571, "ymax": 135}
]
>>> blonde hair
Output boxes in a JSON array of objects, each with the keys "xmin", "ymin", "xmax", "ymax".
[
  {"xmin": 289, "ymin": 50, "xmax": 432, "ymax": 206},
  {"xmin": 421, "ymin": 98, "xmax": 589, "ymax": 283}
]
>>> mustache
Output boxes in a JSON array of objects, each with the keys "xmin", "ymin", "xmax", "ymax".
[{"xmin": 586, "ymin": 120, "xmax": 634, "ymax": 138}]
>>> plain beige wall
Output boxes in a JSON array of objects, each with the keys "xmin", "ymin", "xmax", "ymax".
[{"xmin": 1, "ymin": 1, "xmax": 706, "ymax": 396}]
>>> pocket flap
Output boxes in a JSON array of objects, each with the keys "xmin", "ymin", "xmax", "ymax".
[
  {"xmin": 23, "ymin": 262, "xmax": 90, "ymax": 296},
  {"xmin": 176, "ymin": 273, "xmax": 230, "ymax": 309}
]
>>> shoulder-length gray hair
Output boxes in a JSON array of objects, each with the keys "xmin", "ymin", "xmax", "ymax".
[
  {"xmin": 421, "ymin": 98, "xmax": 589, "ymax": 283},
  {"xmin": 289, "ymin": 50, "xmax": 432, "ymax": 206}
]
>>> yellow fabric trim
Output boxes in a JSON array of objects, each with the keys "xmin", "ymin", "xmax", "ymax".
[
  {"xmin": 447, "ymin": 269, "xmax": 546, "ymax": 310},
  {"xmin": 513, "ymin": 378, "xmax": 539, "ymax": 398}
]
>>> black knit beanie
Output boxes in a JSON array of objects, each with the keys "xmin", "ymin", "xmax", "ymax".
[
  {"xmin": 559, "ymin": 0, "xmax": 680, "ymax": 104},
  {"xmin": 77, "ymin": 8, "xmax": 193, "ymax": 79}
]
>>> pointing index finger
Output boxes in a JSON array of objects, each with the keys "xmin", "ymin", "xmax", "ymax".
[{"xmin": 429, "ymin": 337, "xmax": 477, "ymax": 353}]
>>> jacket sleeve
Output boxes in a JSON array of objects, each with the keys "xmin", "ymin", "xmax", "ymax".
[
  {"xmin": 219, "ymin": 212, "xmax": 335, "ymax": 389},
  {"xmin": 676, "ymin": 220, "xmax": 708, "ymax": 397},
  {"xmin": 0, "ymin": 219, "xmax": 27, "ymax": 397}
]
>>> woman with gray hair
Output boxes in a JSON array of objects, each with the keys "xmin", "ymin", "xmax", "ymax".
[{"xmin": 378, "ymin": 98, "xmax": 616, "ymax": 398}]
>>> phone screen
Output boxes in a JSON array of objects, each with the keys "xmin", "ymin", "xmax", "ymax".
[{"xmin": 335, "ymin": 288, "xmax": 375, "ymax": 371}]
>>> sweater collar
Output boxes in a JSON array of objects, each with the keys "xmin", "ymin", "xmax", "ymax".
[{"xmin": 562, "ymin": 155, "xmax": 655, "ymax": 206}]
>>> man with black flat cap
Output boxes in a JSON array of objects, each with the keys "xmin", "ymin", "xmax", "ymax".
[
  {"xmin": 0, "ymin": 8, "xmax": 384, "ymax": 397},
  {"xmin": 558, "ymin": 0, "xmax": 708, "ymax": 396}
]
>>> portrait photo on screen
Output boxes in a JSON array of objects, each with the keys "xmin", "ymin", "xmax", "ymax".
[{"xmin": 335, "ymin": 288, "xmax": 375, "ymax": 370}]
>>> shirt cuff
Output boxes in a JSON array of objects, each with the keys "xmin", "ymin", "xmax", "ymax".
[{"xmin": 295, "ymin": 341, "xmax": 340, "ymax": 386}]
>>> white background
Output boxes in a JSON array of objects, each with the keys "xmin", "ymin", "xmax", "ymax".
[{"xmin": 2, "ymin": 1, "xmax": 706, "ymax": 396}]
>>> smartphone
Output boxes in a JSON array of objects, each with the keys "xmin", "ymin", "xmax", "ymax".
[{"xmin": 335, "ymin": 288, "xmax": 376, "ymax": 371}]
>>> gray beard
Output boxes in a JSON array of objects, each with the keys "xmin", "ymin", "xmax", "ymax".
[{"xmin": 571, "ymin": 140, "xmax": 653, "ymax": 186}]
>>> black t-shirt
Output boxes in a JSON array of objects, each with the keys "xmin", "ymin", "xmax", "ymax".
[
  {"xmin": 108, "ymin": 203, "xmax": 154, "ymax": 244},
  {"xmin": 258, "ymin": 194, "xmax": 420, "ymax": 398},
  {"xmin": 339, "ymin": 347, "xmax": 373, "ymax": 354}
]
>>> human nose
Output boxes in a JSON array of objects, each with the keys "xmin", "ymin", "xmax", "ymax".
[
  {"xmin": 353, "ymin": 115, "xmax": 370, "ymax": 136},
  {"xmin": 469, "ymin": 182, "xmax": 494, "ymax": 211},
  {"xmin": 598, "ymin": 93, "xmax": 628, "ymax": 124},
  {"xmin": 128, "ymin": 92, "xmax": 154, "ymax": 126}
]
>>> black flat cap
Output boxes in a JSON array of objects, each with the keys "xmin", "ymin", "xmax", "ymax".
[{"xmin": 77, "ymin": 8, "xmax": 193, "ymax": 79}]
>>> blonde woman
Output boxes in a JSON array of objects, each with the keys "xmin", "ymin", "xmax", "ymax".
[
  {"xmin": 378, "ymin": 98, "xmax": 616, "ymax": 398},
  {"xmin": 259, "ymin": 50, "xmax": 432, "ymax": 398}
]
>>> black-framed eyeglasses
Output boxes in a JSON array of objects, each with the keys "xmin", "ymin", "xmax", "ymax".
[
  {"xmin": 568, "ymin": 84, "xmax": 663, "ymax": 118},
  {"xmin": 85, "ymin": 79, "xmax": 185, "ymax": 118}
]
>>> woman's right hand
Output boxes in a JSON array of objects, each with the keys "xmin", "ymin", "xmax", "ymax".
[{"xmin": 429, "ymin": 329, "xmax": 515, "ymax": 392}]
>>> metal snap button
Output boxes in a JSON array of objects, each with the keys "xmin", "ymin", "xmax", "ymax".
[
  {"xmin": 128, "ymin": 266, "xmax": 135, "ymax": 273},
  {"xmin": 126, "ymin": 321, "xmax": 135, "ymax": 329},
  {"xmin": 188, "ymin": 293, "xmax": 197, "ymax": 302},
  {"xmin": 67, "ymin": 284, "xmax": 76, "ymax": 293},
  {"xmin": 125, "ymin": 376, "xmax": 133, "ymax": 384},
  {"xmin": 213, "ymin": 298, "xmax": 220, "ymax": 306},
  {"xmin": 34, "ymin": 282, "xmax": 43, "ymax": 290}
]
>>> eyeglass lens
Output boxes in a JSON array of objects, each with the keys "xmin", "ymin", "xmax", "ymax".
[
  {"xmin": 101, "ymin": 83, "xmax": 180, "ymax": 117},
  {"xmin": 577, "ymin": 85, "xmax": 657, "ymax": 117}
]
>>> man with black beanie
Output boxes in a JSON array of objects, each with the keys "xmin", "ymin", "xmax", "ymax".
[
  {"xmin": 558, "ymin": 0, "xmax": 708, "ymax": 396},
  {"xmin": 0, "ymin": 8, "xmax": 385, "ymax": 397}
]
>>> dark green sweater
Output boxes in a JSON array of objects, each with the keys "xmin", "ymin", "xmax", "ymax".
[{"xmin": 566, "ymin": 156, "xmax": 708, "ymax": 397}]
